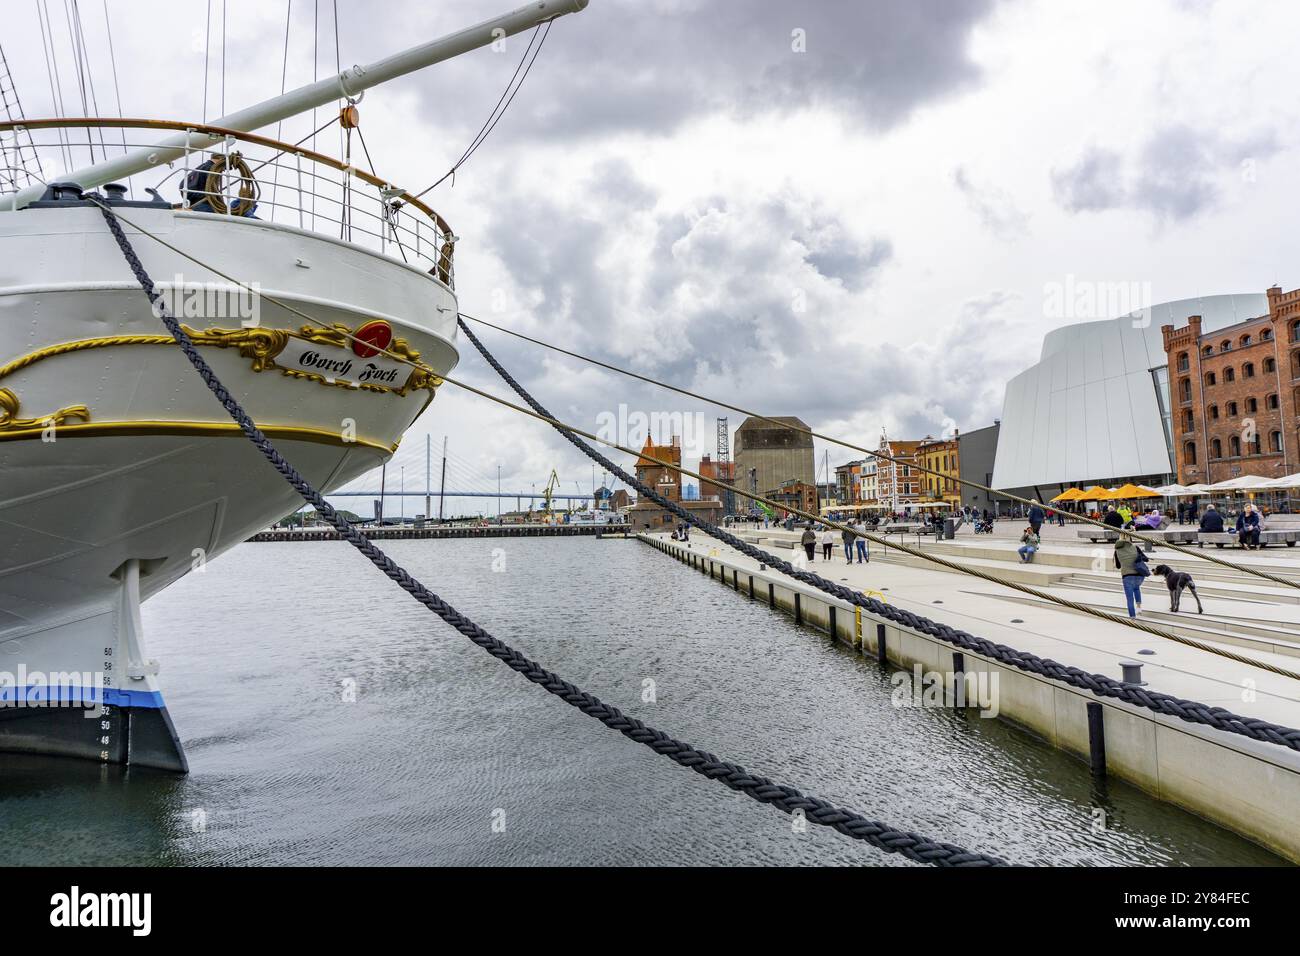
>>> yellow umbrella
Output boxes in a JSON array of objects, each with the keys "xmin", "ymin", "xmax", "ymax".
[
  {"xmin": 1080, "ymin": 485, "xmax": 1110, "ymax": 500},
  {"xmin": 1050, "ymin": 488, "xmax": 1083, "ymax": 502},
  {"xmin": 1111, "ymin": 482, "xmax": 1161, "ymax": 499}
]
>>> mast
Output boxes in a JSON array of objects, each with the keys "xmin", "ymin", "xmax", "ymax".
[
  {"xmin": 438, "ymin": 437, "xmax": 448, "ymax": 522},
  {"xmin": 2, "ymin": 0, "xmax": 590, "ymax": 210}
]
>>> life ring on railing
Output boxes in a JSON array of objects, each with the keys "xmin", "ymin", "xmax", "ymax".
[
  {"xmin": 435, "ymin": 237, "xmax": 455, "ymax": 287},
  {"xmin": 183, "ymin": 151, "xmax": 259, "ymax": 217}
]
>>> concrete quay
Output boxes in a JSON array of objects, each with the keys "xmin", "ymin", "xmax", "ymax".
[{"xmin": 636, "ymin": 525, "xmax": 1300, "ymax": 863}]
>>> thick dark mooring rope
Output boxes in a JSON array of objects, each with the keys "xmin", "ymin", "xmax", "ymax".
[
  {"xmin": 96, "ymin": 202, "xmax": 1004, "ymax": 867},
  {"xmin": 457, "ymin": 318, "xmax": 1300, "ymax": 755}
]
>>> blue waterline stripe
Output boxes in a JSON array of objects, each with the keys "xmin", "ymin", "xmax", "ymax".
[{"xmin": 0, "ymin": 686, "xmax": 165, "ymax": 708}]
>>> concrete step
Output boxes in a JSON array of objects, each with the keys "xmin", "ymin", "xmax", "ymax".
[
  {"xmin": 967, "ymin": 589, "xmax": 1300, "ymax": 661},
  {"xmin": 914, "ymin": 538, "xmax": 1300, "ymax": 588},
  {"xmin": 1057, "ymin": 573, "xmax": 1300, "ymax": 606}
]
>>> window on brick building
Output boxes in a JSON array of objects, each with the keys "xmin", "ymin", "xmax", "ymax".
[
  {"xmin": 1206, "ymin": 372, "xmax": 1217, "ymax": 386},
  {"xmin": 1268, "ymin": 393, "xmax": 1279, "ymax": 410},
  {"xmin": 1179, "ymin": 377, "xmax": 1191, "ymax": 401},
  {"xmin": 1250, "ymin": 434, "xmax": 1262, "ymax": 455},
  {"xmin": 1226, "ymin": 367, "xmax": 1237, "ymax": 382},
  {"xmin": 1241, "ymin": 334, "xmax": 1252, "ymax": 347},
  {"xmin": 1182, "ymin": 409, "xmax": 1194, "ymax": 431},
  {"xmin": 1244, "ymin": 362, "xmax": 1255, "ymax": 378},
  {"xmin": 1211, "ymin": 439, "xmax": 1222, "ymax": 458},
  {"xmin": 1271, "ymin": 431, "xmax": 1283, "ymax": 452},
  {"xmin": 1203, "ymin": 345, "xmax": 1213, "ymax": 357},
  {"xmin": 1221, "ymin": 340, "xmax": 1232, "ymax": 352},
  {"xmin": 1230, "ymin": 435, "xmax": 1241, "ymax": 457},
  {"xmin": 1184, "ymin": 441, "xmax": 1197, "ymax": 465},
  {"xmin": 1246, "ymin": 397, "xmax": 1258, "ymax": 413},
  {"xmin": 1209, "ymin": 404, "xmax": 1219, "ymax": 419},
  {"xmin": 1227, "ymin": 401, "xmax": 1238, "ymax": 416},
  {"xmin": 1177, "ymin": 352, "xmax": 1189, "ymax": 372},
  {"xmin": 1262, "ymin": 328, "xmax": 1273, "ymax": 341},
  {"xmin": 1265, "ymin": 357, "xmax": 1276, "ymax": 373}
]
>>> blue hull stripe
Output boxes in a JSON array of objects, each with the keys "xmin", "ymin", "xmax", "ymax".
[{"xmin": 0, "ymin": 685, "xmax": 166, "ymax": 709}]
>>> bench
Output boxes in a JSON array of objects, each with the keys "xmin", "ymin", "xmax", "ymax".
[
  {"xmin": 1078, "ymin": 528, "xmax": 1197, "ymax": 545},
  {"xmin": 1197, "ymin": 530, "xmax": 1300, "ymax": 549},
  {"xmin": 1148, "ymin": 529, "xmax": 1198, "ymax": 544},
  {"xmin": 880, "ymin": 522, "xmax": 924, "ymax": 533}
]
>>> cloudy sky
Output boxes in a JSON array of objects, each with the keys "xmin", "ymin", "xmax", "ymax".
[{"xmin": 7, "ymin": 0, "xmax": 1298, "ymax": 514}]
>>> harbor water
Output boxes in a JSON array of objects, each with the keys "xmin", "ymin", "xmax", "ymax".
[{"xmin": 0, "ymin": 537, "xmax": 1284, "ymax": 865}]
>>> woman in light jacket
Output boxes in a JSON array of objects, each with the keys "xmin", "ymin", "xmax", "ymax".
[{"xmin": 1114, "ymin": 538, "xmax": 1150, "ymax": 618}]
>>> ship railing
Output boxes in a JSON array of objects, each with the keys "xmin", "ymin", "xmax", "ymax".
[{"xmin": 0, "ymin": 118, "xmax": 456, "ymax": 288}]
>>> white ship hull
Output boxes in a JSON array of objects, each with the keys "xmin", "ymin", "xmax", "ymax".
[{"xmin": 0, "ymin": 199, "xmax": 458, "ymax": 769}]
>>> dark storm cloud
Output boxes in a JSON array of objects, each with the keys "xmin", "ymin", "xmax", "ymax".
[
  {"xmin": 467, "ymin": 160, "xmax": 1023, "ymax": 449},
  {"xmin": 394, "ymin": 0, "xmax": 998, "ymax": 142},
  {"xmin": 1051, "ymin": 124, "xmax": 1282, "ymax": 222}
]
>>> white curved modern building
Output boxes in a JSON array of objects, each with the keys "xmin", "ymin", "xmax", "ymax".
[{"xmin": 992, "ymin": 293, "xmax": 1269, "ymax": 498}]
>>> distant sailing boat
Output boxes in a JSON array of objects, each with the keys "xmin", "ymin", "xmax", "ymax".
[{"xmin": 0, "ymin": 1, "xmax": 591, "ymax": 770}]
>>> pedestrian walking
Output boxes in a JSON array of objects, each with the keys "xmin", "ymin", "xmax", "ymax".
[
  {"xmin": 853, "ymin": 519, "xmax": 869, "ymax": 563},
  {"xmin": 1028, "ymin": 499, "xmax": 1045, "ymax": 536},
  {"xmin": 820, "ymin": 526, "xmax": 834, "ymax": 560},
  {"xmin": 801, "ymin": 526, "xmax": 816, "ymax": 562},
  {"xmin": 841, "ymin": 524, "xmax": 855, "ymax": 562},
  {"xmin": 1114, "ymin": 538, "xmax": 1150, "ymax": 618}
]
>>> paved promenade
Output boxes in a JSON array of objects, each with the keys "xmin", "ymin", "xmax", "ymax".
[{"xmin": 709, "ymin": 522, "xmax": 1300, "ymax": 726}]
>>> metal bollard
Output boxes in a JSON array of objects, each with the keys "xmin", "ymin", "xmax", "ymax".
[
  {"xmin": 1119, "ymin": 660, "xmax": 1146, "ymax": 686},
  {"xmin": 1087, "ymin": 702, "xmax": 1107, "ymax": 777}
]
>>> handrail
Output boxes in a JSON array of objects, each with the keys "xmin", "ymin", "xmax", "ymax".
[{"xmin": 0, "ymin": 117, "xmax": 453, "ymax": 235}]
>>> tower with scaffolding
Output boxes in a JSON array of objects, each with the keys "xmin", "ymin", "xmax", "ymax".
[{"xmin": 698, "ymin": 417, "xmax": 738, "ymax": 515}]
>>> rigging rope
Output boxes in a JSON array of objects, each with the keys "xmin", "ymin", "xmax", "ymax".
[
  {"xmin": 268, "ymin": 0, "xmax": 292, "ymax": 211},
  {"xmin": 457, "ymin": 312, "xmax": 1300, "ymax": 594},
  {"xmin": 202, "ymin": 0, "xmax": 210, "ymax": 122},
  {"xmin": 84, "ymin": 198, "xmax": 1300, "ymax": 743},
  {"xmin": 411, "ymin": 20, "xmax": 551, "ymax": 200},
  {"xmin": 100, "ymin": 0, "xmax": 131, "ymax": 194},
  {"xmin": 37, "ymin": 0, "xmax": 73, "ymax": 170},
  {"xmin": 93, "ymin": 198, "xmax": 1003, "ymax": 868}
]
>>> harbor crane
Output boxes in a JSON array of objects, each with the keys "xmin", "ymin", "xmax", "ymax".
[{"xmin": 541, "ymin": 469, "xmax": 562, "ymax": 518}]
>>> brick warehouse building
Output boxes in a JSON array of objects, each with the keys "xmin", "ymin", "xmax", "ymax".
[
  {"xmin": 1162, "ymin": 285, "xmax": 1300, "ymax": 484},
  {"xmin": 627, "ymin": 435, "xmax": 724, "ymax": 529}
]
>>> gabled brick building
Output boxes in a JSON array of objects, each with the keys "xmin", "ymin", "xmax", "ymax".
[
  {"xmin": 627, "ymin": 435, "xmax": 724, "ymax": 529},
  {"xmin": 875, "ymin": 436, "xmax": 922, "ymax": 509},
  {"xmin": 1162, "ymin": 285, "xmax": 1300, "ymax": 484}
]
